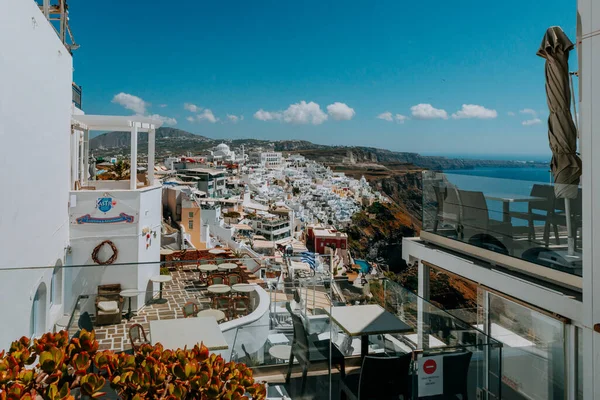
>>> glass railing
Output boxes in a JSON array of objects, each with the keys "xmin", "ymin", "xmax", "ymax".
[
  {"xmin": 1, "ymin": 259, "xmax": 505, "ymax": 399},
  {"xmin": 422, "ymin": 170, "xmax": 583, "ymax": 278}
]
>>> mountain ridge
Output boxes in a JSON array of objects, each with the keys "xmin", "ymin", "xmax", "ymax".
[{"xmin": 90, "ymin": 127, "xmax": 547, "ymax": 170}]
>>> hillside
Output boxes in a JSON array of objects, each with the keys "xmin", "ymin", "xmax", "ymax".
[
  {"xmin": 90, "ymin": 127, "xmax": 211, "ymax": 150},
  {"xmin": 345, "ymin": 201, "xmax": 419, "ymax": 270}
]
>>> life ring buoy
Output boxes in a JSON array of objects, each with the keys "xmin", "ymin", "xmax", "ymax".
[{"xmin": 92, "ymin": 240, "xmax": 118, "ymax": 265}]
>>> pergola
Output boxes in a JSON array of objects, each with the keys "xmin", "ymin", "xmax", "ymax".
[{"xmin": 71, "ymin": 115, "xmax": 163, "ymax": 190}]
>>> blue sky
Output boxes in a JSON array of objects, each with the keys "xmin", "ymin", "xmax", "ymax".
[{"xmin": 69, "ymin": 0, "xmax": 576, "ymax": 157}]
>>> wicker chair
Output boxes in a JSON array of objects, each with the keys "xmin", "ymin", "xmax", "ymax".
[
  {"xmin": 208, "ymin": 273, "xmax": 228, "ymax": 286},
  {"xmin": 129, "ymin": 324, "xmax": 150, "ymax": 350},
  {"xmin": 213, "ymin": 296, "xmax": 231, "ymax": 320},
  {"xmin": 227, "ymin": 273, "xmax": 242, "ymax": 286},
  {"xmin": 95, "ymin": 284, "xmax": 124, "ymax": 326},
  {"xmin": 231, "ymin": 296, "xmax": 250, "ymax": 318},
  {"xmin": 183, "ymin": 301, "xmax": 199, "ymax": 318}
]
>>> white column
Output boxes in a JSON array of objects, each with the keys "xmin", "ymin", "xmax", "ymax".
[
  {"xmin": 78, "ymin": 130, "xmax": 84, "ymax": 187},
  {"xmin": 83, "ymin": 129, "xmax": 89, "ymax": 186},
  {"xmin": 417, "ymin": 260, "xmax": 430, "ymax": 349},
  {"xmin": 70, "ymin": 128, "xmax": 78, "ymax": 189},
  {"xmin": 579, "ymin": 0, "xmax": 600, "ymax": 397},
  {"xmin": 130, "ymin": 125, "xmax": 138, "ymax": 190},
  {"xmin": 148, "ymin": 128, "xmax": 155, "ymax": 186}
]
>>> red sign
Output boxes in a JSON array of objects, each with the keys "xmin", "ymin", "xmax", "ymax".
[{"xmin": 423, "ymin": 359, "xmax": 437, "ymax": 375}]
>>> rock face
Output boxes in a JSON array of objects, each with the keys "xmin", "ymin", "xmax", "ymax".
[{"xmin": 345, "ymin": 201, "xmax": 418, "ymax": 271}]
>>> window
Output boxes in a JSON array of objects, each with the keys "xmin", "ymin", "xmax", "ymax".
[
  {"xmin": 188, "ymin": 220, "xmax": 194, "ymax": 230},
  {"xmin": 188, "ymin": 211, "xmax": 194, "ymax": 218}
]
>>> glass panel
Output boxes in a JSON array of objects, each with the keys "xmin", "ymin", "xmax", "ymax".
[
  {"xmin": 487, "ymin": 292, "xmax": 566, "ymax": 399},
  {"xmin": 422, "ymin": 170, "xmax": 583, "ymax": 277}
]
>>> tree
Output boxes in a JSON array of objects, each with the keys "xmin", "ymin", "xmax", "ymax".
[
  {"xmin": 0, "ymin": 330, "xmax": 266, "ymax": 400},
  {"xmin": 292, "ymin": 187, "xmax": 300, "ymax": 196},
  {"xmin": 109, "ymin": 160, "xmax": 129, "ymax": 180}
]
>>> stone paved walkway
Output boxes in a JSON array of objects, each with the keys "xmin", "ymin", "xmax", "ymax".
[{"xmin": 95, "ymin": 268, "xmax": 216, "ymax": 352}]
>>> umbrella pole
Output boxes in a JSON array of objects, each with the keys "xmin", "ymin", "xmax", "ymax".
[{"xmin": 565, "ymin": 198, "xmax": 575, "ymax": 255}]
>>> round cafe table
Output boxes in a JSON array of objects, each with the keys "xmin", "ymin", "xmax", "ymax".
[
  {"xmin": 197, "ymin": 309, "xmax": 226, "ymax": 322},
  {"xmin": 120, "ymin": 289, "xmax": 138, "ymax": 320},
  {"xmin": 232, "ymin": 283, "xmax": 255, "ymax": 293},
  {"xmin": 199, "ymin": 264, "xmax": 219, "ymax": 285},
  {"xmin": 150, "ymin": 275, "xmax": 172, "ymax": 304},
  {"xmin": 207, "ymin": 284, "xmax": 231, "ymax": 294},
  {"xmin": 218, "ymin": 262, "xmax": 238, "ymax": 271},
  {"xmin": 269, "ymin": 345, "xmax": 292, "ymax": 363},
  {"xmin": 209, "ymin": 249, "xmax": 227, "ymax": 255}
]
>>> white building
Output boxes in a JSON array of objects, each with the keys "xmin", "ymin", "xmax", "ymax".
[
  {"xmin": 0, "ymin": 0, "xmax": 73, "ymax": 346},
  {"xmin": 0, "ymin": 1, "xmax": 162, "ymax": 348},
  {"xmin": 249, "ymin": 151, "xmax": 283, "ymax": 169}
]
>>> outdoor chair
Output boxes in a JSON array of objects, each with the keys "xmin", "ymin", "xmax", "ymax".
[
  {"xmin": 441, "ymin": 351, "xmax": 473, "ymax": 399},
  {"xmin": 339, "ymin": 354, "xmax": 412, "ymax": 400},
  {"xmin": 213, "ymin": 296, "xmax": 231, "ymax": 320},
  {"xmin": 433, "ymin": 185, "xmax": 462, "ymax": 237},
  {"xmin": 285, "ymin": 302, "xmax": 346, "ymax": 395},
  {"xmin": 509, "ymin": 184, "xmax": 556, "ymax": 244},
  {"xmin": 183, "ymin": 301, "xmax": 199, "ymax": 318},
  {"xmin": 458, "ymin": 190, "xmax": 513, "ymax": 252},
  {"xmin": 208, "ymin": 273, "xmax": 228, "ymax": 286},
  {"xmin": 549, "ymin": 187, "xmax": 582, "ymax": 249},
  {"xmin": 231, "ymin": 296, "xmax": 250, "ymax": 317},
  {"xmin": 95, "ymin": 284, "xmax": 124, "ymax": 326},
  {"xmin": 227, "ymin": 273, "xmax": 242, "ymax": 285},
  {"xmin": 128, "ymin": 324, "xmax": 150, "ymax": 351}
]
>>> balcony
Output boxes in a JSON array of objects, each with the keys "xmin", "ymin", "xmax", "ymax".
[
  {"xmin": 421, "ymin": 171, "xmax": 582, "ymax": 289},
  {"xmin": 52, "ymin": 261, "xmax": 502, "ymax": 399}
]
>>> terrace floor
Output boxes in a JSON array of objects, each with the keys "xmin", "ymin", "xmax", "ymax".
[{"xmin": 90, "ymin": 269, "xmax": 223, "ymax": 352}]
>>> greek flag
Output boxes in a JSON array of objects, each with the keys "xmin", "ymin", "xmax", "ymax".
[{"xmin": 300, "ymin": 252, "xmax": 316, "ymax": 270}]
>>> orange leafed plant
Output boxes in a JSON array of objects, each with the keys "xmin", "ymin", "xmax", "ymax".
[{"xmin": 0, "ymin": 330, "xmax": 266, "ymax": 400}]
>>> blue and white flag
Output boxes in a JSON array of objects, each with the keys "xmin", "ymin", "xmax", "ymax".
[{"xmin": 300, "ymin": 252, "xmax": 316, "ymax": 270}]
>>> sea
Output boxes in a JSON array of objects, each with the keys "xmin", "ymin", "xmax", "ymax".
[{"xmin": 437, "ymin": 156, "xmax": 553, "ymax": 225}]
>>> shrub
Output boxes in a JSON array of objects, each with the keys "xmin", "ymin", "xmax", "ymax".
[{"xmin": 0, "ymin": 330, "xmax": 266, "ymax": 400}]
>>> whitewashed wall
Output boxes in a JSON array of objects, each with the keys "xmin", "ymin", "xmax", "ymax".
[
  {"xmin": 0, "ymin": 0, "xmax": 72, "ymax": 348},
  {"xmin": 67, "ymin": 187, "xmax": 161, "ymax": 313}
]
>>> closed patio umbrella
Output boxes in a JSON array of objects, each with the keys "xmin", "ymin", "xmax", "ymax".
[{"xmin": 537, "ymin": 26, "xmax": 582, "ymax": 254}]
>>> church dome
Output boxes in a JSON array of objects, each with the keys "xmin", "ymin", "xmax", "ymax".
[{"xmin": 216, "ymin": 143, "xmax": 230, "ymax": 152}]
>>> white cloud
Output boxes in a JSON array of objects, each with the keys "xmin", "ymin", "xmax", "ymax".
[
  {"xmin": 283, "ymin": 101, "xmax": 328, "ymax": 125},
  {"xmin": 395, "ymin": 114, "xmax": 408, "ymax": 123},
  {"xmin": 522, "ymin": 118, "xmax": 542, "ymax": 126},
  {"xmin": 147, "ymin": 114, "xmax": 177, "ymax": 126},
  {"xmin": 507, "ymin": 111, "xmax": 516, "ymax": 116},
  {"xmin": 196, "ymin": 109, "xmax": 218, "ymax": 123},
  {"xmin": 410, "ymin": 103, "xmax": 448, "ymax": 120},
  {"xmin": 377, "ymin": 112, "xmax": 393, "ymax": 122},
  {"xmin": 254, "ymin": 109, "xmax": 282, "ymax": 121},
  {"xmin": 112, "ymin": 92, "xmax": 147, "ymax": 115},
  {"xmin": 186, "ymin": 116, "xmax": 195, "ymax": 123},
  {"xmin": 184, "ymin": 103, "xmax": 201, "ymax": 113},
  {"xmin": 326, "ymin": 102, "xmax": 355, "ymax": 121},
  {"xmin": 520, "ymin": 108, "xmax": 537, "ymax": 117},
  {"xmin": 227, "ymin": 114, "xmax": 242, "ymax": 123},
  {"xmin": 377, "ymin": 112, "xmax": 408, "ymax": 123},
  {"xmin": 451, "ymin": 104, "xmax": 497, "ymax": 119},
  {"xmin": 112, "ymin": 92, "xmax": 176, "ymax": 125},
  {"xmin": 254, "ymin": 101, "xmax": 328, "ymax": 125}
]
